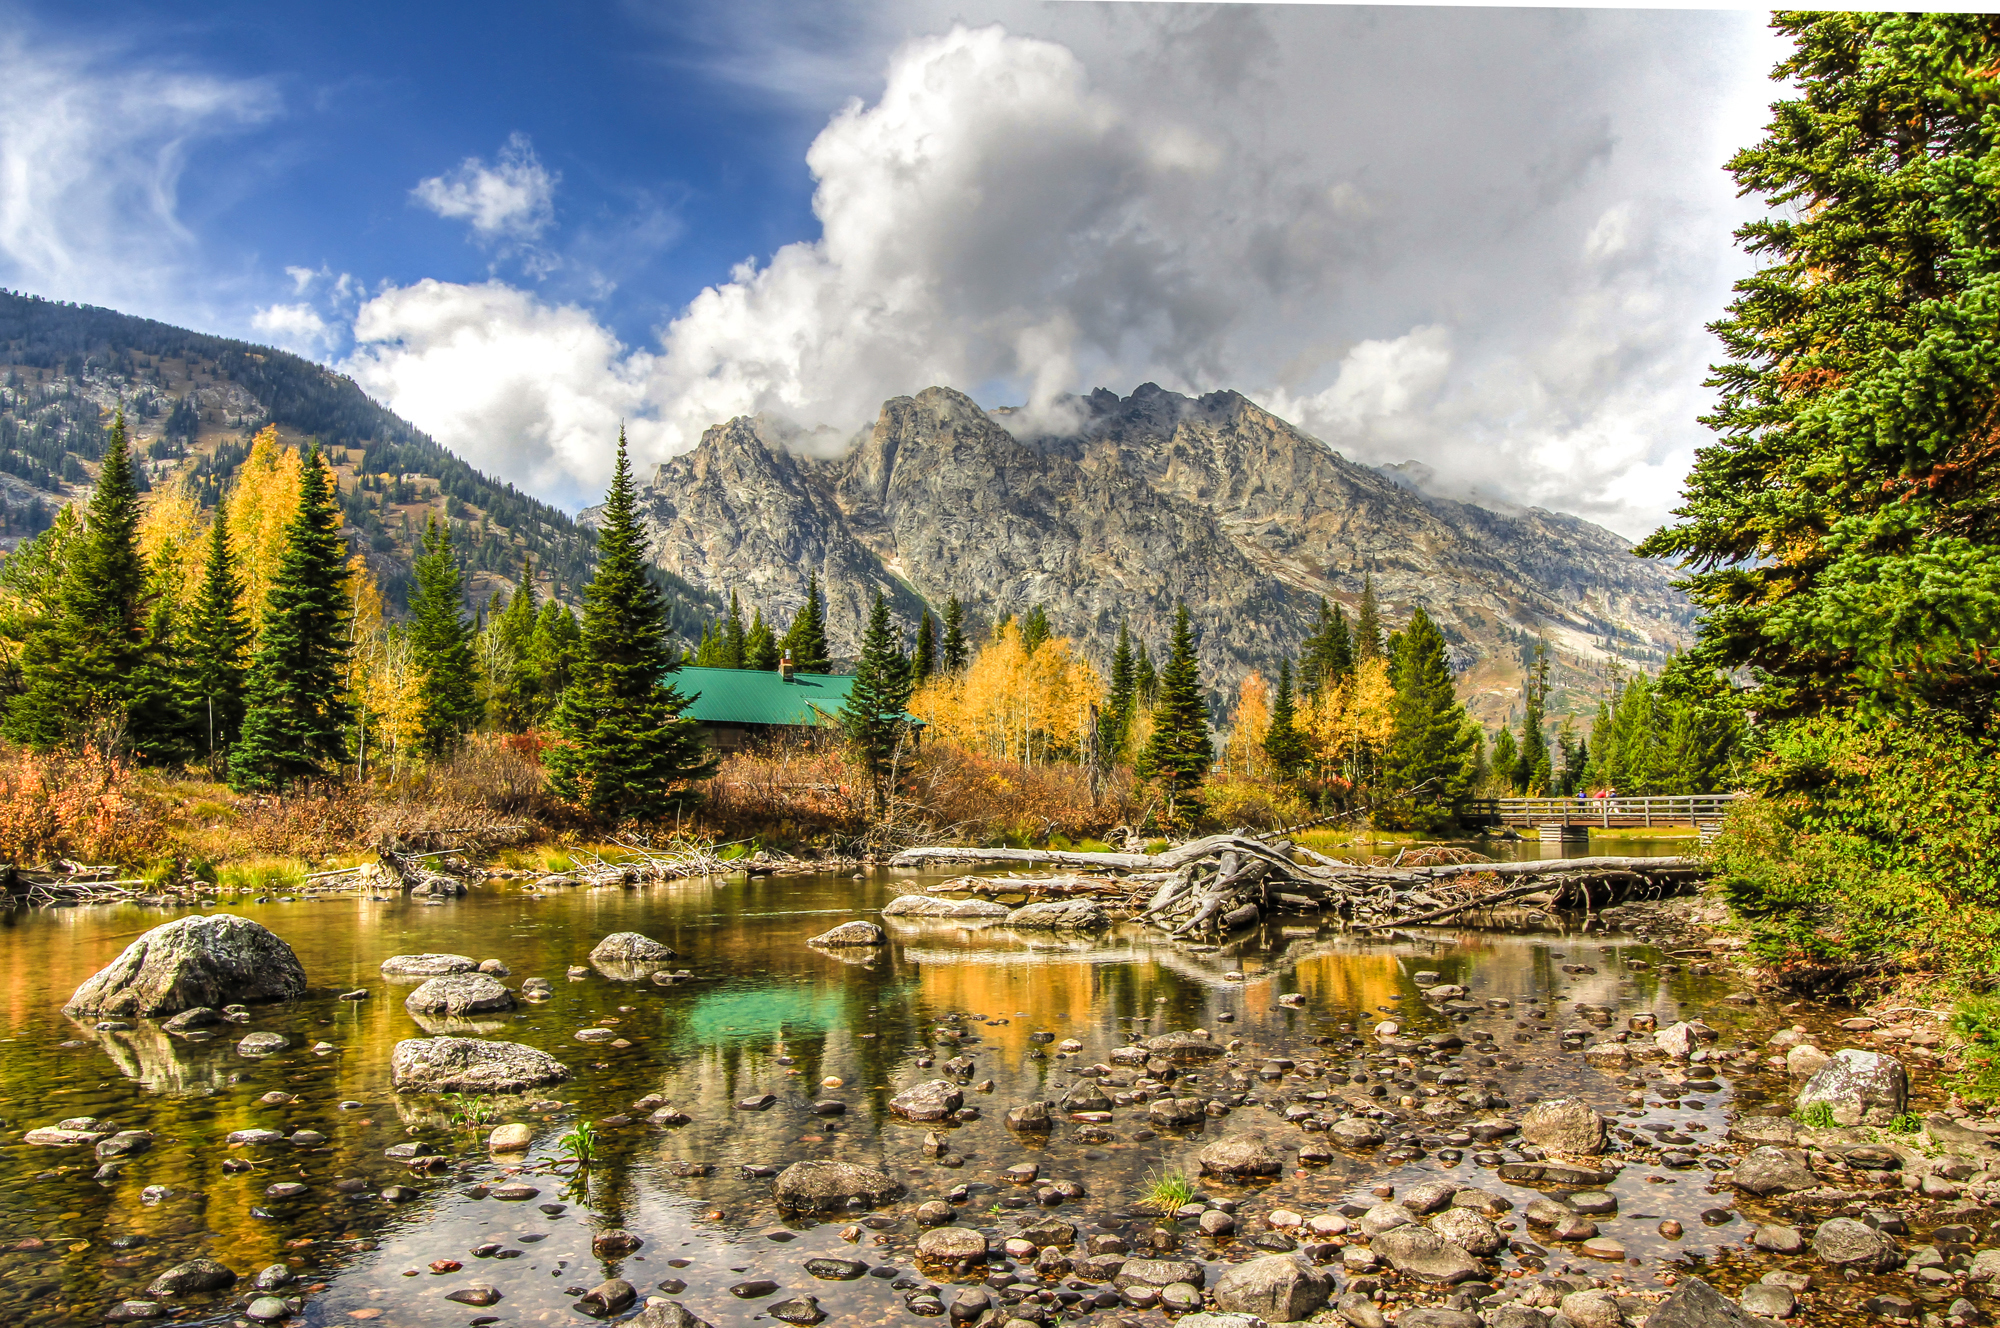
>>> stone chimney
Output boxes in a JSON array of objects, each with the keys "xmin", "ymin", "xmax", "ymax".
[{"xmin": 780, "ymin": 649, "xmax": 794, "ymax": 683}]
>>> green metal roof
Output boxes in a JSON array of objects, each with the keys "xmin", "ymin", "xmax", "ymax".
[{"xmin": 674, "ymin": 666, "xmax": 854, "ymax": 727}]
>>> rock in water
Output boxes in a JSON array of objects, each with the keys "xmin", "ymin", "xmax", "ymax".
[
  {"xmin": 1812, "ymin": 1216, "xmax": 1903, "ymax": 1272},
  {"xmin": 378, "ymin": 953, "xmax": 477, "ymax": 978},
  {"xmin": 808, "ymin": 920, "xmax": 886, "ymax": 946},
  {"xmin": 1368, "ymin": 1226, "xmax": 1482, "ymax": 1283},
  {"xmin": 631, "ymin": 1305, "xmax": 717, "ymax": 1328},
  {"xmin": 389, "ymin": 1037, "xmax": 571, "ymax": 1093},
  {"xmin": 589, "ymin": 933, "xmax": 678, "ymax": 963},
  {"xmin": 1731, "ymin": 1147, "xmax": 1816, "ymax": 1196},
  {"xmin": 881, "ymin": 895, "xmax": 1011, "ymax": 918},
  {"xmin": 1646, "ymin": 1275, "xmax": 1762, "ymax": 1328},
  {"xmin": 402, "ymin": 973, "xmax": 515, "ymax": 1017},
  {"xmin": 1519, "ymin": 1098, "xmax": 1606, "ymax": 1156},
  {"xmin": 772, "ymin": 1160, "xmax": 906, "ymax": 1211},
  {"xmin": 1796, "ymin": 1050, "xmax": 1908, "ymax": 1126},
  {"xmin": 65, "ymin": 916, "xmax": 307, "ymax": 1017},
  {"xmin": 890, "ymin": 1079, "xmax": 963, "ymax": 1121},
  {"xmin": 1004, "ymin": 900, "xmax": 1109, "ymax": 930},
  {"xmin": 144, "ymin": 1258, "xmax": 237, "ymax": 1296},
  {"xmin": 1211, "ymin": 1254, "xmax": 1333, "ymax": 1321},
  {"xmin": 1198, "ymin": 1139, "xmax": 1285, "ymax": 1177}
]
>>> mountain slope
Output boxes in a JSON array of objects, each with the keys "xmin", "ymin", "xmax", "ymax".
[{"xmin": 624, "ymin": 384, "xmax": 1692, "ymax": 721}]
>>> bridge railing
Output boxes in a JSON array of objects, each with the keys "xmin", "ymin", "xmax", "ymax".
[{"xmin": 1458, "ymin": 793, "xmax": 1744, "ymax": 827}]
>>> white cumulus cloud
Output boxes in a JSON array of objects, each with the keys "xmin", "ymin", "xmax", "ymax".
[
  {"xmin": 412, "ymin": 133, "xmax": 558, "ymax": 243},
  {"xmin": 251, "ymin": 302, "xmax": 332, "ymax": 358}
]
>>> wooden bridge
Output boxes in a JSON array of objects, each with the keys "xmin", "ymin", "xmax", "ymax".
[{"xmin": 1460, "ymin": 793, "xmax": 1743, "ymax": 831}]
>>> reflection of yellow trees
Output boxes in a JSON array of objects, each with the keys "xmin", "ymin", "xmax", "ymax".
[
  {"xmin": 911, "ymin": 621, "xmax": 1102, "ymax": 765},
  {"xmin": 1221, "ymin": 671, "xmax": 1270, "ymax": 780},
  {"xmin": 225, "ymin": 426, "xmax": 304, "ymax": 631},
  {"xmin": 1300, "ymin": 655, "xmax": 1395, "ymax": 787}
]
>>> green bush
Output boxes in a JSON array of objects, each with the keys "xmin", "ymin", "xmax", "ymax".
[
  {"xmin": 1793, "ymin": 1102, "xmax": 1836, "ymax": 1129},
  {"xmin": 1952, "ymin": 996, "xmax": 2000, "ymax": 1102}
]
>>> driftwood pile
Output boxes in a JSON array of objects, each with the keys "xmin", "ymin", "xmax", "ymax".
[{"xmin": 889, "ymin": 833, "xmax": 1706, "ymax": 940}]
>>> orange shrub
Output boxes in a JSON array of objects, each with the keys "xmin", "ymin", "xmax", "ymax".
[{"xmin": 0, "ymin": 745, "xmax": 168, "ymax": 867}]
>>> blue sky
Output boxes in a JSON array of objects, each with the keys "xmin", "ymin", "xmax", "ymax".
[{"xmin": 0, "ymin": 2, "xmax": 1785, "ymax": 531}]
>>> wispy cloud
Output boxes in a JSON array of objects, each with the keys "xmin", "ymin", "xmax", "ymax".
[{"xmin": 413, "ymin": 132, "xmax": 558, "ymax": 245}]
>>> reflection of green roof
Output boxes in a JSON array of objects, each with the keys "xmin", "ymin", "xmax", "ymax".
[
  {"xmin": 675, "ymin": 666, "xmax": 853, "ymax": 727},
  {"xmin": 683, "ymin": 985, "xmax": 848, "ymax": 1046}
]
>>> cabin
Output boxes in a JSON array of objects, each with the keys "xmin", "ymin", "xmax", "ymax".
[{"xmin": 675, "ymin": 656, "xmax": 923, "ymax": 754}]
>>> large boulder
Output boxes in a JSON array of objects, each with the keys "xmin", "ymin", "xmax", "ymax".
[
  {"xmin": 1114, "ymin": 1258, "xmax": 1207, "ymax": 1288},
  {"xmin": 1369, "ymin": 1226, "xmax": 1483, "ymax": 1283},
  {"xmin": 379, "ymin": 954, "xmax": 477, "ymax": 979},
  {"xmin": 1199, "ymin": 1139, "xmax": 1285, "ymax": 1178},
  {"xmin": 772, "ymin": 1161, "xmax": 905, "ymax": 1211},
  {"xmin": 1646, "ymin": 1276, "xmax": 1764, "ymax": 1328},
  {"xmin": 1731, "ymin": 1146, "xmax": 1816, "ymax": 1196},
  {"xmin": 65, "ymin": 916, "xmax": 306, "ymax": 1017},
  {"xmin": 891, "ymin": 1079, "xmax": 963, "ymax": 1121},
  {"xmin": 1812, "ymin": 1217, "xmax": 1903, "ymax": 1272},
  {"xmin": 1796, "ymin": 1050, "xmax": 1908, "ymax": 1126},
  {"xmin": 589, "ymin": 933, "xmax": 677, "ymax": 963},
  {"xmin": 809, "ymin": 921, "xmax": 886, "ymax": 947},
  {"xmin": 403, "ymin": 974, "xmax": 514, "ymax": 1017},
  {"xmin": 1147, "ymin": 1031, "xmax": 1227, "ymax": 1062},
  {"xmin": 1005, "ymin": 900, "xmax": 1109, "ymax": 930},
  {"xmin": 1429, "ymin": 1206, "xmax": 1503, "ymax": 1256},
  {"xmin": 915, "ymin": 1227, "xmax": 988, "ymax": 1267},
  {"xmin": 145, "ymin": 1258, "xmax": 237, "ymax": 1296},
  {"xmin": 1519, "ymin": 1098, "xmax": 1606, "ymax": 1156},
  {"xmin": 1211, "ymin": 1254, "xmax": 1333, "ymax": 1322},
  {"xmin": 881, "ymin": 896, "xmax": 1010, "ymax": 918},
  {"xmin": 389, "ymin": 1037, "xmax": 570, "ymax": 1094}
]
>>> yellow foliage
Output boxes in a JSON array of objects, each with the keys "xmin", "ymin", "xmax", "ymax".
[
  {"xmin": 911, "ymin": 621, "xmax": 1103, "ymax": 765},
  {"xmin": 1221, "ymin": 670, "xmax": 1270, "ymax": 779},
  {"xmin": 355, "ymin": 626, "xmax": 425, "ymax": 779},
  {"xmin": 225, "ymin": 425, "xmax": 304, "ymax": 632},
  {"xmin": 137, "ymin": 475, "xmax": 207, "ymax": 608},
  {"xmin": 1299, "ymin": 654, "xmax": 1395, "ymax": 783}
]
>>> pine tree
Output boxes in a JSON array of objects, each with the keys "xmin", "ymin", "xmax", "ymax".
[
  {"xmin": 840, "ymin": 591, "xmax": 916, "ymax": 812},
  {"xmin": 692, "ymin": 620, "xmax": 724, "ymax": 667},
  {"xmin": 184, "ymin": 505, "xmax": 250, "ymax": 756},
  {"xmin": 491, "ymin": 557, "xmax": 541, "ymax": 728},
  {"xmin": 546, "ymin": 430, "xmax": 716, "ymax": 821},
  {"xmin": 1098, "ymin": 621, "xmax": 1137, "ymax": 760},
  {"xmin": 1263, "ymin": 657, "xmax": 1308, "ymax": 779},
  {"xmin": 1020, "ymin": 604, "xmax": 1051, "ymax": 654},
  {"xmin": 5, "ymin": 410, "xmax": 149, "ymax": 749},
  {"xmin": 723, "ymin": 591, "xmax": 747, "ymax": 669},
  {"xmin": 1514, "ymin": 641, "xmax": 1551, "ymax": 793},
  {"xmin": 912, "ymin": 610, "xmax": 936, "ymax": 684},
  {"xmin": 1137, "ymin": 604, "xmax": 1212, "ymax": 826},
  {"xmin": 1381, "ymin": 607, "xmax": 1478, "ymax": 831},
  {"xmin": 745, "ymin": 606, "xmax": 780, "ymax": 670},
  {"xmin": 128, "ymin": 590, "xmax": 198, "ymax": 763},
  {"xmin": 530, "ymin": 601, "xmax": 580, "ymax": 700},
  {"xmin": 410, "ymin": 515, "xmax": 480, "ymax": 755},
  {"xmin": 1135, "ymin": 641, "xmax": 1158, "ymax": 706},
  {"xmin": 1490, "ymin": 725, "xmax": 1520, "ymax": 795},
  {"xmin": 782, "ymin": 574, "xmax": 833, "ymax": 673},
  {"xmin": 1355, "ymin": 576, "xmax": 1384, "ymax": 660},
  {"xmin": 1299, "ymin": 598, "xmax": 1355, "ymax": 695},
  {"xmin": 230, "ymin": 445, "xmax": 354, "ymax": 790},
  {"xmin": 941, "ymin": 595, "xmax": 968, "ymax": 673}
]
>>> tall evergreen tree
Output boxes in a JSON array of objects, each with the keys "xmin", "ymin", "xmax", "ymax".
[
  {"xmin": 230, "ymin": 445, "xmax": 354, "ymax": 790},
  {"xmin": 490, "ymin": 557, "xmax": 542, "ymax": 729},
  {"xmin": 128, "ymin": 589, "xmax": 198, "ymax": 763},
  {"xmin": 1354, "ymin": 576, "xmax": 1384, "ymax": 660},
  {"xmin": 1137, "ymin": 604, "xmax": 1212, "ymax": 826},
  {"xmin": 912, "ymin": 610, "xmax": 937, "ymax": 684},
  {"xmin": 744, "ymin": 605, "xmax": 780, "ymax": 670},
  {"xmin": 1134, "ymin": 641, "xmax": 1158, "ymax": 706},
  {"xmin": 781, "ymin": 574, "xmax": 833, "ymax": 673},
  {"xmin": 410, "ymin": 515, "xmax": 480, "ymax": 755},
  {"xmin": 940, "ymin": 595, "xmax": 968, "ymax": 673},
  {"xmin": 530, "ymin": 600, "xmax": 581, "ymax": 701},
  {"xmin": 1020, "ymin": 604, "xmax": 1051, "ymax": 653},
  {"xmin": 1381, "ymin": 607, "xmax": 1478, "ymax": 831},
  {"xmin": 1490, "ymin": 725, "xmax": 1520, "ymax": 795},
  {"xmin": 547, "ymin": 430, "xmax": 716, "ymax": 821},
  {"xmin": 722, "ymin": 591, "xmax": 747, "ymax": 669},
  {"xmin": 1098, "ymin": 621, "xmax": 1137, "ymax": 760},
  {"xmin": 1263, "ymin": 657, "xmax": 1308, "ymax": 779},
  {"xmin": 184, "ymin": 504, "xmax": 250, "ymax": 756},
  {"xmin": 5, "ymin": 410, "xmax": 148, "ymax": 749},
  {"xmin": 1300, "ymin": 598, "xmax": 1355, "ymax": 695},
  {"xmin": 1514, "ymin": 640, "xmax": 1551, "ymax": 793},
  {"xmin": 840, "ymin": 591, "xmax": 916, "ymax": 812}
]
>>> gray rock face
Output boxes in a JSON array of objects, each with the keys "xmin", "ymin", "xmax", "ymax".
[
  {"xmin": 771, "ymin": 1160, "xmax": 905, "ymax": 1211},
  {"xmin": 614, "ymin": 386, "xmax": 1691, "ymax": 712},
  {"xmin": 64, "ymin": 916, "xmax": 306, "ymax": 1017},
  {"xmin": 808, "ymin": 920, "xmax": 886, "ymax": 946},
  {"xmin": 1199, "ymin": 1138, "xmax": 1284, "ymax": 1177},
  {"xmin": 379, "ymin": 953, "xmax": 477, "ymax": 978},
  {"xmin": 1369, "ymin": 1226, "xmax": 1483, "ymax": 1283},
  {"xmin": 1796, "ymin": 1050, "xmax": 1908, "ymax": 1126},
  {"xmin": 588, "ymin": 933, "xmax": 678, "ymax": 963},
  {"xmin": 144, "ymin": 1258, "xmax": 236, "ymax": 1296},
  {"xmin": 403, "ymin": 973, "xmax": 515, "ymax": 1017},
  {"xmin": 1647, "ymin": 1276, "xmax": 1763, "ymax": 1328},
  {"xmin": 881, "ymin": 895, "xmax": 1010, "ymax": 918},
  {"xmin": 1211, "ymin": 1254, "xmax": 1333, "ymax": 1322},
  {"xmin": 1732, "ymin": 1146, "xmax": 1816, "ymax": 1196},
  {"xmin": 1812, "ymin": 1217, "xmax": 1903, "ymax": 1272},
  {"xmin": 389, "ymin": 1037, "xmax": 571, "ymax": 1094},
  {"xmin": 890, "ymin": 1079, "xmax": 963, "ymax": 1121},
  {"xmin": 1005, "ymin": 900, "xmax": 1109, "ymax": 930},
  {"xmin": 1519, "ymin": 1098, "xmax": 1606, "ymax": 1156}
]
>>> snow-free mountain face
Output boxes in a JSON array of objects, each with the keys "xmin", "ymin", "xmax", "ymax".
[{"xmin": 614, "ymin": 383, "xmax": 1693, "ymax": 721}]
